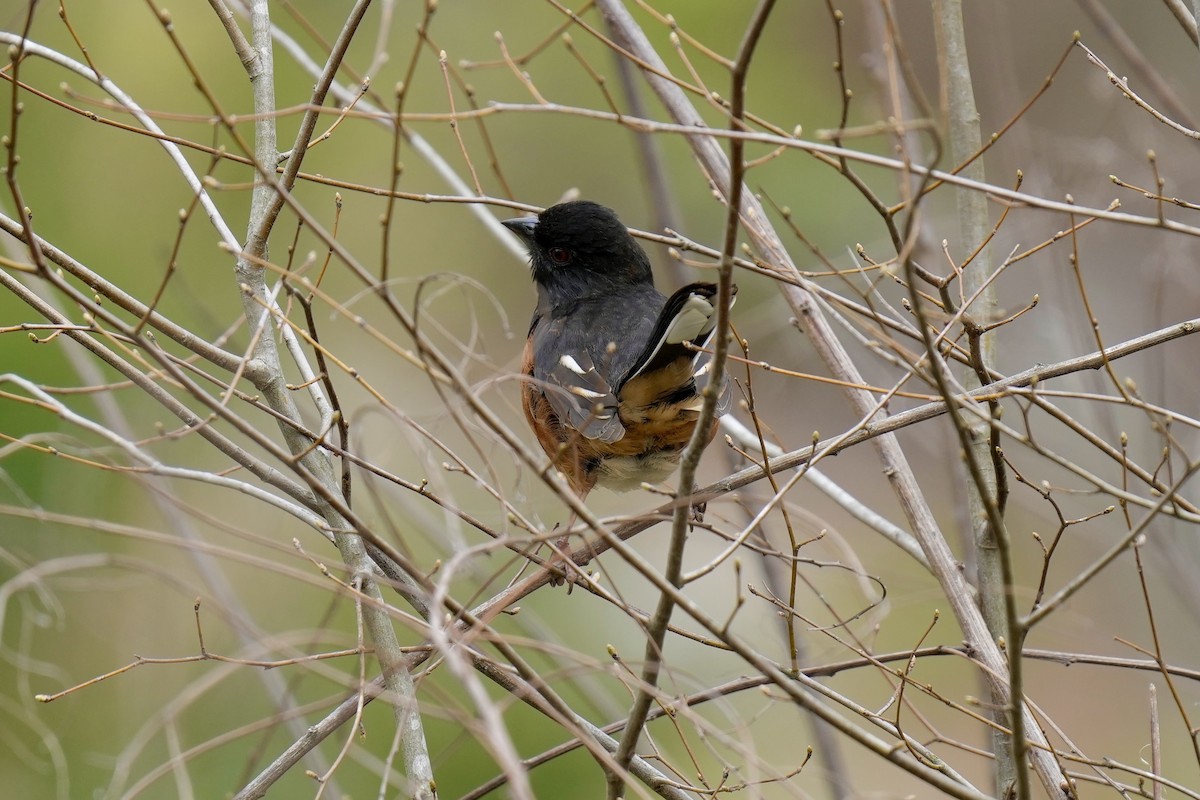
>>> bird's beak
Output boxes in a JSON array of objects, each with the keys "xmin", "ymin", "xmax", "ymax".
[{"xmin": 500, "ymin": 215, "xmax": 538, "ymax": 248}]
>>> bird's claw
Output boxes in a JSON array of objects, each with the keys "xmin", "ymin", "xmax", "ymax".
[{"xmin": 547, "ymin": 532, "xmax": 579, "ymax": 591}]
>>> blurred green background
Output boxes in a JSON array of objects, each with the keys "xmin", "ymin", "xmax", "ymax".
[{"xmin": 2, "ymin": 1, "xmax": 1200, "ymax": 798}]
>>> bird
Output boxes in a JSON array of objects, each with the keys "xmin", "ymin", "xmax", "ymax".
[{"xmin": 502, "ymin": 200, "xmax": 734, "ymax": 503}]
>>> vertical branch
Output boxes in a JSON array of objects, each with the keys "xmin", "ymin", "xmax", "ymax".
[
  {"xmin": 1149, "ymin": 683, "xmax": 1162, "ymax": 800},
  {"xmin": 932, "ymin": 3, "xmax": 1025, "ymax": 797},
  {"xmin": 228, "ymin": 2, "xmax": 437, "ymax": 798},
  {"xmin": 3, "ymin": 3, "xmax": 47, "ymax": 276},
  {"xmin": 242, "ymin": 0, "xmax": 278, "ymax": 260},
  {"xmin": 606, "ymin": 5, "xmax": 775, "ymax": 799},
  {"xmin": 593, "ymin": 1, "xmax": 1068, "ymax": 794}
]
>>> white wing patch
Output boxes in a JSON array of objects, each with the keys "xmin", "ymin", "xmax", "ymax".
[
  {"xmin": 625, "ymin": 291, "xmax": 720, "ymax": 386},
  {"xmin": 558, "ymin": 354, "xmax": 587, "ymax": 374},
  {"xmin": 663, "ymin": 294, "xmax": 716, "ymax": 345},
  {"xmin": 543, "ymin": 346, "xmax": 625, "ymax": 442}
]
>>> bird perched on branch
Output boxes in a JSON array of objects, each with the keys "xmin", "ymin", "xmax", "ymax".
[{"xmin": 502, "ymin": 200, "xmax": 734, "ymax": 502}]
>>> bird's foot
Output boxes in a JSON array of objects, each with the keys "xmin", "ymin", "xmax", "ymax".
[
  {"xmin": 549, "ymin": 532, "xmax": 575, "ymax": 589},
  {"xmin": 680, "ymin": 483, "xmax": 706, "ymax": 528},
  {"xmin": 543, "ymin": 522, "xmax": 583, "ymax": 590}
]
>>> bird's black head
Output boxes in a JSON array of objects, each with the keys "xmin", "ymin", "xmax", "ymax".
[{"xmin": 502, "ymin": 201, "xmax": 654, "ymax": 305}]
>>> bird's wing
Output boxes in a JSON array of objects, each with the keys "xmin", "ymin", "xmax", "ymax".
[
  {"xmin": 530, "ymin": 317, "xmax": 626, "ymax": 444},
  {"xmin": 617, "ymin": 283, "xmax": 735, "ymax": 412}
]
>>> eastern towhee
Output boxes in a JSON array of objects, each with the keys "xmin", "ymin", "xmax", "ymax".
[{"xmin": 503, "ymin": 200, "xmax": 734, "ymax": 501}]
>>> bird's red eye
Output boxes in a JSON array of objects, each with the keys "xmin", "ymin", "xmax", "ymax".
[{"xmin": 548, "ymin": 247, "xmax": 573, "ymax": 265}]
